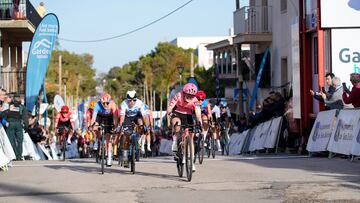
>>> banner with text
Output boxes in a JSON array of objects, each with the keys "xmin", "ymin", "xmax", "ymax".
[
  {"xmin": 327, "ymin": 109, "xmax": 360, "ymax": 155},
  {"xmin": 264, "ymin": 117, "xmax": 283, "ymax": 149},
  {"xmin": 307, "ymin": 110, "xmax": 338, "ymax": 152}
]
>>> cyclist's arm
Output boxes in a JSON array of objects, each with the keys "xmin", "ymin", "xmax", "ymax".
[
  {"xmin": 206, "ymin": 103, "xmax": 212, "ymax": 121},
  {"xmin": 54, "ymin": 113, "xmax": 60, "ymax": 129},
  {"xmin": 194, "ymin": 106, "xmax": 203, "ymax": 126},
  {"xmin": 119, "ymin": 101, "xmax": 127, "ymax": 127},
  {"xmin": 110, "ymin": 101, "xmax": 118, "ymax": 127},
  {"xmin": 167, "ymin": 93, "xmax": 179, "ymax": 115}
]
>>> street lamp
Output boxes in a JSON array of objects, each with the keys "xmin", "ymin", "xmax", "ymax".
[
  {"xmin": 62, "ymin": 76, "xmax": 68, "ymax": 104},
  {"xmin": 177, "ymin": 64, "xmax": 184, "ymax": 86}
]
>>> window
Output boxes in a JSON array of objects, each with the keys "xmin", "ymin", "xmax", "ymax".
[
  {"xmin": 281, "ymin": 0, "xmax": 287, "ymax": 13},
  {"xmin": 281, "ymin": 57, "xmax": 288, "ymax": 85}
]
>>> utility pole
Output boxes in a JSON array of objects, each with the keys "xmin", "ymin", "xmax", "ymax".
[
  {"xmin": 190, "ymin": 52, "xmax": 194, "ymax": 77},
  {"xmin": 58, "ymin": 55, "xmax": 62, "ymax": 96}
]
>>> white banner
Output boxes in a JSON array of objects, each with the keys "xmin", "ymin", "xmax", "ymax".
[
  {"xmin": 249, "ymin": 123, "xmax": 264, "ymax": 152},
  {"xmin": 321, "ymin": 0, "xmax": 360, "ymax": 28},
  {"xmin": 229, "ymin": 130, "xmax": 250, "ymax": 155},
  {"xmin": 327, "ymin": 109, "xmax": 360, "ymax": 155},
  {"xmin": 264, "ymin": 117, "xmax": 283, "ymax": 149},
  {"xmin": 159, "ymin": 139, "xmax": 173, "ymax": 155},
  {"xmin": 0, "ymin": 126, "xmax": 15, "ymax": 161},
  {"xmin": 307, "ymin": 110, "xmax": 338, "ymax": 152},
  {"xmin": 351, "ymin": 115, "xmax": 360, "ymax": 155}
]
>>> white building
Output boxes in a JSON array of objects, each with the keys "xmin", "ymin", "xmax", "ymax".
[
  {"xmin": 170, "ymin": 36, "xmax": 230, "ymax": 70},
  {"xmin": 207, "ymin": 0, "xmax": 299, "ymax": 116}
]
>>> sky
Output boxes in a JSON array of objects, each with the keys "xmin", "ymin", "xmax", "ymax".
[{"xmin": 29, "ymin": 0, "xmax": 247, "ymax": 74}]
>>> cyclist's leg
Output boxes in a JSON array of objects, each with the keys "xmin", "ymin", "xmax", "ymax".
[
  {"xmin": 143, "ymin": 115, "xmax": 152, "ymax": 152},
  {"xmin": 171, "ymin": 116, "xmax": 181, "ymax": 152},
  {"xmin": 202, "ymin": 115, "xmax": 209, "ymax": 144},
  {"xmin": 105, "ymin": 129, "xmax": 114, "ymax": 166}
]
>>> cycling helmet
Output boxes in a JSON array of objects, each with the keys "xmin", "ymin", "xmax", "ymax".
[
  {"xmin": 220, "ymin": 99, "xmax": 227, "ymax": 108},
  {"xmin": 61, "ymin": 105, "xmax": 69, "ymax": 113},
  {"xmin": 100, "ymin": 92, "xmax": 111, "ymax": 103},
  {"xmin": 126, "ymin": 90, "xmax": 137, "ymax": 99},
  {"xmin": 182, "ymin": 83, "xmax": 198, "ymax": 96},
  {"xmin": 89, "ymin": 100, "xmax": 96, "ymax": 109},
  {"xmin": 196, "ymin": 90, "xmax": 206, "ymax": 100}
]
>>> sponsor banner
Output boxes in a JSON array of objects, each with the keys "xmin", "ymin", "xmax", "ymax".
[
  {"xmin": 254, "ymin": 120, "xmax": 272, "ymax": 150},
  {"xmin": 242, "ymin": 128, "xmax": 256, "ymax": 153},
  {"xmin": 327, "ymin": 109, "xmax": 360, "ymax": 155},
  {"xmin": 321, "ymin": 0, "xmax": 360, "ymax": 28},
  {"xmin": 229, "ymin": 130, "xmax": 250, "ymax": 155},
  {"xmin": 54, "ymin": 95, "xmax": 65, "ymax": 112},
  {"xmin": 306, "ymin": 110, "xmax": 337, "ymax": 152},
  {"xmin": 249, "ymin": 123, "xmax": 264, "ymax": 152},
  {"xmin": 0, "ymin": 126, "xmax": 15, "ymax": 161},
  {"xmin": 351, "ymin": 113, "xmax": 360, "ymax": 155},
  {"xmin": 264, "ymin": 117, "xmax": 283, "ymax": 149},
  {"xmin": 26, "ymin": 14, "xmax": 60, "ymax": 111},
  {"xmin": 331, "ymin": 29, "xmax": 360, "ymax": 91}
]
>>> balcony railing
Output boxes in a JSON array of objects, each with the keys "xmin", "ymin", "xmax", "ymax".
[
  {"xmin": 0, "ymin": 0, "xmax": 41, "ymax": 27},
  {"xmin": 234, "ymin": 6, "xmax": 272, "ymax": 35},
  {"xmin": 0, "ymin": 67, "xmax": 26, "ymax": 95}
]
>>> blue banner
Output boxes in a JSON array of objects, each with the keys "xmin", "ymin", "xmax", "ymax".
[
  {"xmin": 26, "ymin": 13, "xmax": 59, "ymax": 111},
  {"xmin": 249, "ymin": 48, "xmax": 269, "ymax": 110}
]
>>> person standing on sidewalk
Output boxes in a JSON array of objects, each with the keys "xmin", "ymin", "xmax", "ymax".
[{"xmin": 4, "ymin": 94, "xmax": 28, "ymax": 160}]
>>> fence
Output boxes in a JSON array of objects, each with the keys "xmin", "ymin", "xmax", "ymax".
[
  {"xmin": 0, "ymin": 67, "xmax": 26, "ymax": 95},
  {"xmin": 0, "ymin": 0, "xmax": 41, "ymax": 27}
]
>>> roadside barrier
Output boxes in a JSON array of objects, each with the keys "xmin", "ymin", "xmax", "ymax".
[{"xmin": 306, "ymin": 109, "xmax": 338, "ymax": 153}]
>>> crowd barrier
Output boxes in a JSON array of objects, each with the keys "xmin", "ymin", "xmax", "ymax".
[
  {"xmin": 229, "ymin": 116, "xmax": 283, "ymax": 154},
  {"xmin": 307, "ymin": 109, "xmax": 360, "ymax": 157}
]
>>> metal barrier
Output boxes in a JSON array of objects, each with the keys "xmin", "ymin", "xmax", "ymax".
[{"xmin": 234, "ymin": 6, "xmax": 272, "ymax": 35}]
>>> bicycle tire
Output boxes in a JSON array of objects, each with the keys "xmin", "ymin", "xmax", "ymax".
[
  {"xmin": 118, "ymin": 141, "xmax": 122, "ymax": 166},
  {"xmin": 131, "ymin": 136, "xmax": 136, "ymax": 174},
  {"xmin": 199, "ymin": 134, "xmax": 204, "ymax": 164},
  {"xmin": 101, "ymin": 132, "xmax": 105, "ymax": 175},
  {"xmin": 177, "ymin": 148, "xmax": 184, "ymax": 177},
  {"xmin": 211, "ymin": 136, "xmax": 215, "ymax": 159},
  {"xmin": 185, "ymin": 136, "xmax": 193, "ymax": 182},
  {"xmin": 206, "ymin": 136, "xmax": 211, "ymax": 158},
  {"xmin": 62, "ymin": 134, "xmax": 66, "ymax": 161}
]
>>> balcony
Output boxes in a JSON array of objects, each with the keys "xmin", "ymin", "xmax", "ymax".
[
  {"xmin": 233, "ymin": 6, "xmax": 272, "ymax": 44},
  {"xmin": 0, "ymin": 0, "xmax": 41, "ymax": 41}
]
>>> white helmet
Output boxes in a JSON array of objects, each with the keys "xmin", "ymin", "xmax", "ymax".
[{"xmin": 126, "ymin": 90, "xmax": 137, "ymax": 99}]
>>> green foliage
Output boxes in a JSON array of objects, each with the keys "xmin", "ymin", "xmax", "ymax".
[
  {"xmin": 103, "ymin": 42, "xmax": 215, "ymax": 108},
  {"xmin": 46, "ymin": 50, "xmax": 97, "ymax": 101}
]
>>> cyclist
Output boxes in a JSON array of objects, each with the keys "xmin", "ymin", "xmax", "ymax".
[
  {"xmin": 85, "ymin": 100, "xmax": 97, "ymax": 149},
  {"xmin": 91, "ymin": 93, "xmax": 118, "ymax": 167},
  {"xmin": 139, "ymin": 105, "xmax": 153, "ymax": 154},
  {"xmin": 218, "ymin": 100, "xmax": 231, "ymax": 150},
  {"xmin": 167, "ymin": 83, "xmax": 202, "ymax": 172},
  {"xmin": 119, "ymin": 90, "xmax": 149, "ymax": 166},
  {"xmin": 195, "ymin": 90, "xmax": 212, "ymax": 146},
  {"xmin": 54, "ymin": 105, "xmax": 74, "ymax": 149}
]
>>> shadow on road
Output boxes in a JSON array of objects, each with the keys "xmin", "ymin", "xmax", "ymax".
[
  {"xmin": 44, "ymin": 163, "xmax": 182, "ymax": 182},
  {"xmin": 0, "ymin": 182, "xmax": 84, "ymax": 203}
]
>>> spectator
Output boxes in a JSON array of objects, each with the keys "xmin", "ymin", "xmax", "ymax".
[
  {"xmin": 3, "ymin": 94, "xmax": 28, "ymax": 160},
  {"xmin": 320, "ymin": 77, "xmax": 347, "ymax": 110},
  {"xmin": 27, "ymin": 114, "xmax": 47, "ymax": 144},
  {"xmin": 36, "ymin": 2, "xmax": 46, "ymax": 17},
  {"xmin": 310, "ymin": 73, "xmax": 336, "ymax": 109},
  {"xmin": 342, "ymin": 73, "xmax": 360, "ymax": 108}
]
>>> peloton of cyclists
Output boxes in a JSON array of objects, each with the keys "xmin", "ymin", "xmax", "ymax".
[
  {"xmin": 195, "ymin": 90, "xmax": 213, "ymax": 147},
  {"xmin": 212, "ymin": 99, "xmax": 231, "ymax": 151}
]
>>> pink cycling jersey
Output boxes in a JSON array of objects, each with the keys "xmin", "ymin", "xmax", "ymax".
[{"xmin": 167, "ymin": 92, "xmax": 200, "ymax": 115}]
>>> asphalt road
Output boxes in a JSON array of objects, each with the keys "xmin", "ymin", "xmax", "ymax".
[{"xmin": 1, "ymin": 155, "xmax": 360, "ymax": 203}]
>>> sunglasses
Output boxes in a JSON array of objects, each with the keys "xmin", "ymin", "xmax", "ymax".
[
  {"xmin": 102, "ymin": 102, "xmax": 109, "ymax": 105},
  {"xmin": 128, "ymin": 99, "xmax": 137, "ymax": 102},
  {"xmin": 199, "ymin": 99, "xmax": 204, "ymax": 101}
]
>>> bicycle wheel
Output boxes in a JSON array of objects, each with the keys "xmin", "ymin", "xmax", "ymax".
[
  {"xmin": 117, "ymin": 140, "xmax": 123, "ymax": 166},
  {"xmin": 177, "ymin": 148, "xmax": 184, "ymax": 177},
  {"xmin": 62, "ymin": 134, "xmax": 66, "ymax": 161},
  {"xmin": 225, "ymin": 135, "xmax": 229, "ymax": 156},
  {"xmin": 184, "ymin": 136, "xmax": 193, "ymax": 182},
  {"xmin": 211, "ymin": 136, "xmax": 215, "ymax": 159},
  {"xmin": 206, "ymin": 135, "xmax": 211, "ymax": 158},
  {"xmin": 101, "ymin": 133, "xmax": 105, "ymax": 174},
  {"xmin": 130, "ymin": 136, "xmax": 136, "ymax": 174},
  {"xmin": 199, "ymin": 134, "xmax": 204, "ymax": 164}
]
